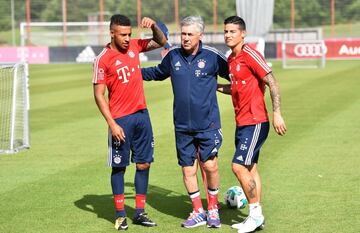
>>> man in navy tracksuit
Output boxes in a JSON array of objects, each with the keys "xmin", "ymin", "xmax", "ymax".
[{"xmin": 142, "ymin": 16, "xmax": 229, "ymax": 229}]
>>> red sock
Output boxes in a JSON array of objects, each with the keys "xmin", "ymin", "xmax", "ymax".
[
  {"xmin": 135, "ymin": 194, "xmax": 146, "ymax": 209},
  {"xmin": 189, "ymin": 191, "xmax": 203, "ymax": 213},
  {"xmin": 207, "ymin": 188, "xmax": 219, "ymax": 210},
  {"xmin": 114, "ymin": 194, "xmax": 124, "ymax": 211}
]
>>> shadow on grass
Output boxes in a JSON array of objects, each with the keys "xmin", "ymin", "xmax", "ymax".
[
  {"xmin": 74, "ymin": 182, "xmax": 189, "ymax": 224},
  {"xmin": 74, "ymin": 181, "xmax": 247, "ymax": 226}
]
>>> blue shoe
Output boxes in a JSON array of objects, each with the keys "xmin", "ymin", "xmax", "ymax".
[
  {"xmin": 207, "ymin": 208, "xmax": 221, "ymax": 228},
  {"xmin": 181, "ymin": 211, "xmax": 207, "ymax": 228}
]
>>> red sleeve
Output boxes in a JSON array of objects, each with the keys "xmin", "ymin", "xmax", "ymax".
[
  {"xmin": 243, "ymin": 45, "xmax": 272, "ymax": 79},
  {"xmin": 135, "ymin": 39, "xmax": 151, "ymax": 53},
  {"xmin": 92, "ymin": 53, "xmax": 107, "ymax": 84}
]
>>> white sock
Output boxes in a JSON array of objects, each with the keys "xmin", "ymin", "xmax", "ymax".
[{"xmin": 249, "ymin": 202, "xmax": 262, "ymax": 217}]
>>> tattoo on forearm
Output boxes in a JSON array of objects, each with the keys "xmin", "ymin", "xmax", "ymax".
[
  {"xmin": 248, "ymin": 179, "xmax": 257, "ymax": 198},
  {"xmin": 147, "ymin": 40, "xmax": 159, "ymax": 50},
  {"xmin": 147, "ymin": 26, "xmax": 164, "ymax": 51},
  {"xmin": 153, "ymin": 26, "xmax": 164, "ymax": 44},
  {"xmin": 264, "ymin": 73, "xmax": 281, "ymax": 113}
]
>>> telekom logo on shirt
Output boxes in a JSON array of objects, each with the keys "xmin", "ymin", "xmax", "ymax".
[{"xmin": 116, "ymin": 65, "xmax": 130, "ymax": 83}]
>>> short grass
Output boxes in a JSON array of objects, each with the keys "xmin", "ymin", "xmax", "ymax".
[
  {"xmin": 0, "ymin": 60, "xmax": 359, "ymax": 233},
  {"xmin": 322, "ymin": 21, "xmax": 360, "ymax": 38}
]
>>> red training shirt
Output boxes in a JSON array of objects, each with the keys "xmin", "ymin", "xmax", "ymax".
[
  {"xmin": 92, "ymin": 39, "xmax": 149, "ymax": 119},
  {"xmin": 228, "ymin": 44, "xmax": 272, "ymax": 126}
]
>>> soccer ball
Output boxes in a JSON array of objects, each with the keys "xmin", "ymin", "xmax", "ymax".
[{"xmin": 224, "ymin": 186, "xmax": 248, "ymax": 209}]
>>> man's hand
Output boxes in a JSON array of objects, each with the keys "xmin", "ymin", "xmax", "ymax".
[
  {"xmin": 109, "ymin": 122, "xmax": 126, "ymax": 142},
  {"xmin": 141, "ymin": 17, "xmax": 156, "ymax": 29},
  {"xmin": 272, "ymin": 112, "xmax": 287, "ymax": 136}
]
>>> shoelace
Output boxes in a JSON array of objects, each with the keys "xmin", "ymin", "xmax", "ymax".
[
  {"xmin": 187, "ymin": 211, "xmax": 203, "ymax": 220},
  {"xmin": 208, "ymin": 209, "xmax": 219, "ymax": 219},
  {"xmin": 187, "ymin": 211, "xmax": 197, "ymax": 219},
  {"xmin": 139, "ymin": 213, "xmax": 151, "ymax": 220}
]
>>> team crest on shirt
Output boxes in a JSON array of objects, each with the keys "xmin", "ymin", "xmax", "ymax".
[
  {"xmin": 236, "ymin": 64, "xmax": 241, "ymax": 71},
  {"xmin": 128, "ymin": 50, "xmax": 135, "ymax": 58},
  {"xmin": 197, "ymin": 59, "xmax": 206, "ymax": 69}
]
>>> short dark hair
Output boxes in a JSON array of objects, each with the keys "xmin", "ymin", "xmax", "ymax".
[
  {"xmin": 110, "ymin": 14, "xmax": 131, "ymax": 29},
  {"xmin": 224, "ymin": 16, "xmax": 246, "ymax": 30}
]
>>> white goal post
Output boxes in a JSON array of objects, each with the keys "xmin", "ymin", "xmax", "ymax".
[
  {"xmin": 0, "ymin": 63, "xmax": 30, "ymax": 154},
  {"xmin": 282, "ymin": 40, "xmax": 326, "ymax": 69},
  {"xmin": 20, "ymin": 21, "xmax": 109, "ymax": 46}
]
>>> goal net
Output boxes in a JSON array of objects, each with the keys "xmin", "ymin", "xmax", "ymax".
[
  {"xmin": 282, "ymin": 40, "xmax": 326, "ymax": 69},
  {"xmin": 20, "ymin": 22, "xmax": 109, "ymax": 46},
  {"xmin": 0, "ymin": 63, "xmax": 30, "ymax": 154}
]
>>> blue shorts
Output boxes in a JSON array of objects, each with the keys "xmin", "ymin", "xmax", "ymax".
[
  {"xmin": 175, "ymin": 129, "xmax": 223, "ymax": 167},
  {"xmin": 232, "ymin": 122, "xmax": 269, "ymax": 165},
  {"xmin": 108, "ymin": 109, "xmax": 154, "ymax": 167}
]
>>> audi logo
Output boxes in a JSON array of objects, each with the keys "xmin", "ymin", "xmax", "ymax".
[{"xmin": 294, "ymin": 43, "xmax": 327, "ymax": 57}]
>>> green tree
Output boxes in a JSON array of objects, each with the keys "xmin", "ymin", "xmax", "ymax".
[
  {"xmin": 273, "ymin": 0, "xmax": 292, "ymax": 28},
  {"xmin": 0, "ymin": 1, "xmax": 11, "ymax": 31}
]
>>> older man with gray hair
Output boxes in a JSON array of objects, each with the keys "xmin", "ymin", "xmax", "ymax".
[{"xmin": 142, "ymin": 16, "xmax": 229, "ymax": 229}]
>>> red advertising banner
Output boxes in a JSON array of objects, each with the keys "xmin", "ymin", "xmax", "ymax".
[
  {"xmin": 277, "ymin": 38, "xmax": 360, "ymax": 60},
  {"xmin": 325, "ymin": 38, "xmax": 360, "ymax": 59},
  {"xmin": 0, "ymin": 47, "xmax": 49, "ymax": 64}
]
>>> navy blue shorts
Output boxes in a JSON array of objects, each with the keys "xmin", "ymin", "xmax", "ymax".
[
  {"xmin": 175, "ymin": 129, "xmax": 223, "ymax": 167},
  {"xmin": 108, "ymin": 109, "xmax": 154, "ymax": 167},
  {"xmin": 232, "ymin": 122, "xmax": 269, "ymax": 165}
]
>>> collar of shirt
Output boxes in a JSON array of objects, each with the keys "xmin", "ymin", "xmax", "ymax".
[{"xmin": 180, "ymin": 40, "xmax": 203, "ymax": 60}]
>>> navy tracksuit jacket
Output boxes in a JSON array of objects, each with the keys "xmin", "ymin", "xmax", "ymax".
[{"xmin": 142, "ymin": 42, "xmax": 229, "ymax": 132}]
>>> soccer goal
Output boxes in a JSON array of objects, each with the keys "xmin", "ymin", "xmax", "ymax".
[
  {"xmin": 20, "ymin": 21, "xmax": 109, "ymax": 46},
  {"xmin": 0, "ymin": 63, "xmax": 30, "ymax": 154},
  {"xmin": 282, "ymin": 40, "xmax": 326, "ymax": 69}
]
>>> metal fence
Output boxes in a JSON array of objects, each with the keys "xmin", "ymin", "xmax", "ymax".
[{"xmin": 0, "ymin": 0, "xmax": 359, "ymax": 47}]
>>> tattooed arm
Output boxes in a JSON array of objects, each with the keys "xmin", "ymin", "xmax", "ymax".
[
  {"xmin": 141, "ymin": 17, "xmax": 167, "ymax": 51},
  {"xmin": 263, "ymin": 72, "xmax": 287, "ymax": 136}
]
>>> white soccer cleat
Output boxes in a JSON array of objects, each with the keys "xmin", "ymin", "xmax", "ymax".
[{"xmin": 231, "ymin": 215, "xmax": 265, "ymax": 233}]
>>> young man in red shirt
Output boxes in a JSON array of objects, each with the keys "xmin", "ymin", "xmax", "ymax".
[
  {"xmin": 92, "ymin": 14, "xmax": 166, "ymax": 230},
  {"xmin": 218, "ymin": 16, "xmax": 287, "ymax": 233}
]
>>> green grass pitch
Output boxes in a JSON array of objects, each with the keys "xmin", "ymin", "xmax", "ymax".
[{"xmin": 0, "ymin": 60, "xmax": 359, "ymax": 233}]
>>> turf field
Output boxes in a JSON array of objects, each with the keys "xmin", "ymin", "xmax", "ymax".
[{"xmin": 0, "ymin": 60, "xmax": 359, "ymax": 233}]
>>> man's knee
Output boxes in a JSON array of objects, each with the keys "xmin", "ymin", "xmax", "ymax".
[
  {"xmin": 136, "ymin": 163, "xmax": 150, "ymax": 170},
  {"xmin": 203, "ymin": 156, "xmax": 218, "ymax": 173},
  {"xmin": 232, "ymin": 163, "xmax": 248, "ymax": 175},
  {"xmin": 182, "ymin": 165, "xmax": 197, "ymax": 178}
]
